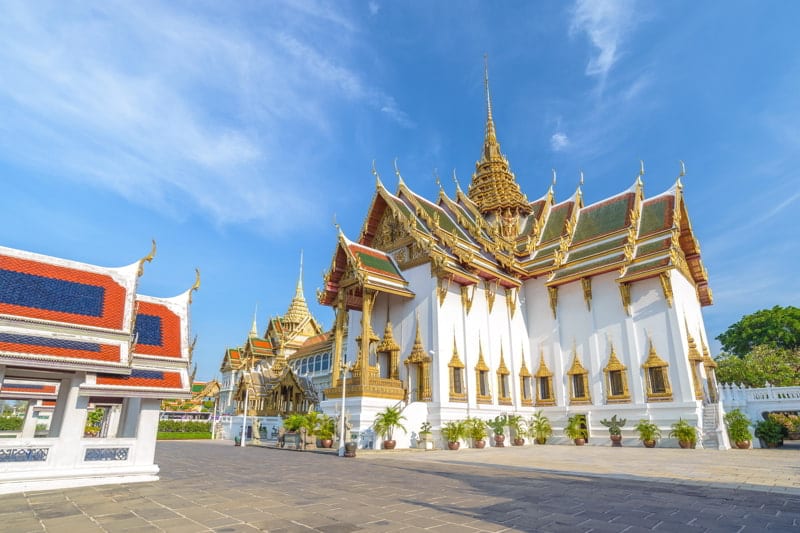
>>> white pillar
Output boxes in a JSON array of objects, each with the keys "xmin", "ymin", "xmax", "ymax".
[
  {"xmin": 118, "ymin": 397, "xmax": 142, "ymax": 438},
  {"xmin": 132, "ymin": 398, "xmax": 161, "ymax": 467},
  {"xmin": 21, "ymin": 400, "xmax": 38, "ymax": 438}
]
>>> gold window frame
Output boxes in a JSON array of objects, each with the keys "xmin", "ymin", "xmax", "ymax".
[
  {"xmin": 603, "ymin": 344, "xmax": 631, "ymax": 403},
  {"xmin": 642, "ymin": 339, "xmax": 673, "ymax": 401},
  {"xmin": 567, "ymin": 349, "xmax": 591, "ymax": 405},
  {"xmin": 534, "ymin": 351, "xmax": 555, "ymax": 406}
]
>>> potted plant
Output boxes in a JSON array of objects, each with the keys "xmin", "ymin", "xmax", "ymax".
[
  {"xmin": 418, "ymin": 421, "xmax": 433, "ymax": 450},
  {"xmin": 723, "ymin": 409, "xmax": 752, "ymax": 449},
  {"xmin": 669, "ymin": 418, "xmax": 698, "ymax": 449},
  {"xmin": 754, "ymin": 418, "xmax": 786, "ymax": 448},
  {"xmin": 600, "ymin": 415, "xmax": 626, "ymax": 447},
  {"xmin": 507, "ymin": 414, "xmax": 527, "ymax": 446},
  {"xmin": 466, "ymin": 417, "xmax": 488, "ymax": 448},
  {"xmin": 441, "ymin": 420, "xmax": 466, "ymax": 450},
  {"xmin": 565, "ymin": 414, "xmax": 588, "ymax": 445},
  {"xmin": 633, "ymin": 419, "xmax": 661, "ymax": 448},
  {"xmin": 528, "ymin": 412, "xmax": 552, "ymax": 445},
  {"xmin": 372, "ymin": 406, "xmax": 406, "ymax": 450},
  {"xmin": 316, "ymin": 415, "xmax": 335, "ymax": 448},
  {"xmin": 487, "ymin": 415, "xmax": 508, "ymax": 447}
]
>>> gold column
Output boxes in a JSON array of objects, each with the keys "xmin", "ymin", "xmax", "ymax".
[
  {"xmin": 330, "ymin": 295, "xmax": 346, "ymax": 388},
  {"xmin": 359, "ymin": 289, "xmax": 375, "ymax": 386}
]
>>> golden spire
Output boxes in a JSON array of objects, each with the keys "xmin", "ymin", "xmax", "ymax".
[
  {"xmin": 249, "ymin": 305, "xmax": 259, "ymax": 338},
  {"xmin": 284, "ymin": 251, "xmax": 310, "ymax": 324},
  {"xmin": 467, "ymin": 55, "xmax": 530, "ymax": 218}
]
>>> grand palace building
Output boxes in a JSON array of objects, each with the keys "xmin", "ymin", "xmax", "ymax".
[{"xmin": 222, "ymin": 71, "xmax": 727, "ymax": 450}]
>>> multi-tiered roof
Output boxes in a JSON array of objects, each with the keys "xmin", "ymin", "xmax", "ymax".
[{"xmin": 320, "ymin": 73, "xmax": 711, "ymax": 308}]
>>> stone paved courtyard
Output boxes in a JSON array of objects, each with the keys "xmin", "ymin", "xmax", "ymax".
[{"xmin": 1, "ymin": 440, "xmax": 798, "ymax": 532}]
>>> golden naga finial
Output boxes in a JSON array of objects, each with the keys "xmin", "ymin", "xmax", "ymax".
[
  {"xmin": 434, "ymin": 168, "xmax": 442, "ymax": 190},
  {"xmin": 551, "ymin": 168, "xmax": 557, "ymax": 187},
  {"xmin": 579, "ymin": 169, "xmax": 584, "ymax": 187},
  {"xmin": 679, "ymin": 160, "xmax": 686, "ymax": 177},
  {"xmin": 371, "ymin": 159, "xmax": 382, "ymax": 187},
  {"xmin": 188, "ymin": 268, "xmax": 201, "ymax": 303},
  {"xmin": 452, "ymin": 168, "xmax": 461, "ymax": 191},
  {"xmin": 137, "ymin": 239, "xmax": 157, "ymax": 277},
  {"xmin": 393, "ymin": 157, "xmax": 403, "ymax": 181},
  {"xmin": 332, "ymin": 213, "xmax": 340, "ymax": 232},
  {"xmin": 639, "ymin": 159, "xmax": 645, "ymax": 177}
]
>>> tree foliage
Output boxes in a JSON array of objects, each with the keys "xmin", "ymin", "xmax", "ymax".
[
  {"xmin": 716, "ymin": 305, "xmax": 800, "ymax": 357},
  {"xmin": 715, "ymin": 344, "xmax": 800, "ymax": 387}
]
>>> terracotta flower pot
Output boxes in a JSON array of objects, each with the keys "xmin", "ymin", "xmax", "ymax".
[
  {"xmin": 447, "ymin": 441, "xmax": 460, "ymax": 450},
  {"xmin": 735, "ymin": 441, "xmax": 750, "ymax": 449},
  {"xmin": 574, "ymin": 438, "xmax": 586, "ymax": 446},
  {"xmin": 383, "ymin": 440, "xmax": 396, "ymax": 450},
  {"xmin": 610, "ymin": 434, "xmax": 622, "ymax": 447},
  {"xmin": 474, "ymin": 439, "xmax": 486, "ymax": 449},
  {"xmin": 535, "ymin": 437, "xmax": 547, "ymax": 445},
  {"xmin": 643, "ymin": 439, "xmax": 656, "ymax": 448},
  {"xmin": 320, "ymin": 439, "xmax": 333, "ymax": 449},
  {"xmin": 678, "ymin": 440, "xmax": 695, "ymax": 449},
  {"xmin": 513, "ymin": 438, "xmax": 525, "ymax": 446},
  {"xmin": 494, "ymin": 434, "xmax": 505, "ymax": 447}
]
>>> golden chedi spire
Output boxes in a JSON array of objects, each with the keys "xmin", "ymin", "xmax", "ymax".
[
  {"xmin": 468, "ymin": 55, "xmax": 531, "ymax": 222},
  {"xmin": 284, "ymin": 251, "xmax": 311, "ymax": 325}
]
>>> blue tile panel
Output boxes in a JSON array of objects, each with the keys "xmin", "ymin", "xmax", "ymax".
[
  {"xmin": 134, "ymin": 314, "xmax": 162, "ymax": 346},
  {"xmin": 0, "ymin": 269, "xmax": 105, "ymax": 317},
  {"xmin": 131, "ymin": 369, "xmax": 165, "ymax": 380},
  {"xmin": 0, "ymin": 332, "xmax": 101, "ymax": 352}
]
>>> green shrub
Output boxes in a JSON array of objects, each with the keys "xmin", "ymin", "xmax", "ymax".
[
  {"xmin": 158, "ymin": 420, "xmax": 212, "ymax": 433},
  {"xmin": 0, "ymin": 416, "xmax": 23, "ymax": 431}
]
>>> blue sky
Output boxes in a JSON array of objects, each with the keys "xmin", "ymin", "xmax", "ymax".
[{"xmin": 2, "ymin": 1, "xmax": 798, "ymax": 382}]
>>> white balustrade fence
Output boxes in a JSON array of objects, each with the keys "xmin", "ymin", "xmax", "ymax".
[{"xmin": 720, "ymin": 382, "xmax": 800, "ymax": 422}]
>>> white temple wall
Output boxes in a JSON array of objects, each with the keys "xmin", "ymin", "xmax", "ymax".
[
  {"xmin": 506, "ymin": 288, "xmax": 531, "ymax": 411},
  {"xmin": 590, "ymin": 272, "xmax": 638, "ymax": 403},
  {"xmin": 435, "ymin": 282, "xmax": 465, "ymax": 408},
  {"xmin": 523, "ymin": 278, "xmax": 564, "ymax": 405},
  {"xmin": 555, "ymin": 280, "xmax": 596, "ymax": 405},
  {"xmin": 672, "ymin": 269, "xmax": 713, "ymax": 383}
]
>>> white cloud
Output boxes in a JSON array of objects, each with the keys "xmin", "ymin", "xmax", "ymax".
[
  {"xmin": 550, "ymin": 132, "xmax": 570, "ymax": 151},
  {"xmin": 570, "ymin": 0, "xmax": 638, "ymax": 80},
  {"xmin": 0, "ymin": 2, "xmax": 409, "ymax": 233}
]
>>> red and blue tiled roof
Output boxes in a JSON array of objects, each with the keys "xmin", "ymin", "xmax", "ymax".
[
  {"xmin": 133, "ymin": 299, "xmax": 183, "ymax": 359},
  {"xmin": 0, "ymin": 332, "xmax": 122, "ymax": 363},
  {"xmin": 0, "ymin": 252, "xmax": 135, "ymax": 330}
]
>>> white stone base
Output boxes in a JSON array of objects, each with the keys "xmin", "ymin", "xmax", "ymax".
[{"xmin": 0, "ymin": 465, "xmax": 160, "ymax": 495}]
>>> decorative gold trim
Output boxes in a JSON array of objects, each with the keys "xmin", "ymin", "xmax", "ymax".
[
  {"xmin": 437, "ymin": 276, "xmax": 451, "ymax": 306},
  {"xmin": 404, "ymin": 314, "xmax": 432, "ymax": 401},
  {"xmin": 548, "ymin": 286, "xmax": 558, "ymax": 318},
  {"xmin": 618, "ymin": 282, "xmax": 631, "ymax": 316},
  {"xmin": 659, "ymin": 272, "xmax": 673, "ymax": 308},
  {"xmin": 137, "ymin": 239, "xmax": 157, "ymax": 277},
  {"xmin": 485, "ymin": 280, "xmax": 497, "ymax": 313},
  {"xmin": 581, "ymin": 277, "xmax": 592, "ymax": 311},
  {"xmin": 519, "ymin": 355, "xmax": 533, "ymax": 406},
  {"xmin": 496, "ymin": 345, "xmax": 511, "ymax": 405},
  {"xmin": 377, "ymin": 321, "xmax": 401, "ymax": 380},
  {"xmin": 685, "ymin": 323, "xmax": 704, "ymax": 401},
  {"xmin": 505, "ymin": 287, "xmax": 517, "ymax": 319},
  {"xmin": 447, "ymin": 334, "xmax": 466, "ymax": 402},
  {"xmin": 603, "ymin": 342, "xmax": 631, "ymax": 403},
  {"xmin": 642, "ymin": 338, "xmax": 673, "ymax": 401},
  {"xmin": 460, "ymin": 284, "xmax": 475, "ymax": 314},
  {"xmin": 474, "ymin": 339, "xmax": 492, "ymax": 404},
  {"xmin": 534, "ymin": 350, "xmax": 555, "ymax": 406},
  {"xmin": 567, "ymin": 343, "xmax": 591, "ymax": 404}
]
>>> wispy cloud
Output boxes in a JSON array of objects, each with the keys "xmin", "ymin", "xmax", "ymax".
[
  {"xmin": 570, "ymin": 0, "xmax": 639, "ymax": 82},
  {"xmin": 0, "ymin": 2, "xmax": 409, "ymax": 233},
  {"xmin": 550, "ymin": 132, "xmax": 570, "ymax": 151}
]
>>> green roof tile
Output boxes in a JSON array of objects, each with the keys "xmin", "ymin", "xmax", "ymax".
[
  {"xmin": 540, "ymin": 203, "xmax": 572, "ymax": 243},
  {"xmin": 568, "ymin": 236, "xmax": 628, "ymax": 262},
  {"xmin": 572, "ymin": 193, "xmax": 634, "ymax": 244},
  {"xmin": 636, "ymin": 237, "xmax": 671, "ymax": 258},
  {"xmin": 639, "ymin": 196, "xmax": 674, "ymax": 238},
  {"xmin": 550, "ymin": 253, "xmax": 626, "ymax": 281},
  {"xmin": 356, "ymin": 251, "xmax": 401, "ymax": 278}
]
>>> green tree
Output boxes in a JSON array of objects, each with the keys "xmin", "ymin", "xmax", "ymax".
[
  {"xmin": 716, "ymin": 305, "xmax": 800, "ymax": 357},
  {"xmin": 715, "ymin": 345, "xmax": 800, "ymax": 387}
]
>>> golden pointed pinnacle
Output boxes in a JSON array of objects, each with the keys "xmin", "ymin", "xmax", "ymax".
[
  {"xmin": 676, "ymin": 160, "xmax": 686, "ymax": 190},
  {"xmin": 636, "ymin": 159, "xmax": 645, "ymax": 187},
  {"xmin": 452, "ymin": 168, "xmax": 462, "ymax": 192},
  {"xmin": 484, "ymin": 53, "xmax": 495, "ymax": 128},
  {"xmin": 434, "ymin": 168, "xmax": 443, "ymax": 191},
  {"xmin": 249, "ymin": 304, "xmax": 259, "ymax": 338},
  {"xmin": 137, "ymin": 239, "xmax": 157, "ymax": 277}
]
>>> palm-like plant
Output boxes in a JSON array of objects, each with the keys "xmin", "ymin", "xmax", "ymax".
[
  {"xmin": 441, "ymin": 420, "xmax": 466, "ymax": 443},
  {"xmin": 528, "ymin": 412, "xmax": 553, "ymax": 444},
  {"xmin": 372, "ymin": 406, "xmax": 407, "ymax": 442}
]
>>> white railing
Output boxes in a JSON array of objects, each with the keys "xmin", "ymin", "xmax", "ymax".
[{"xmin": 720, "ymin": 383, "xmax": 800, "ymax": 406}]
